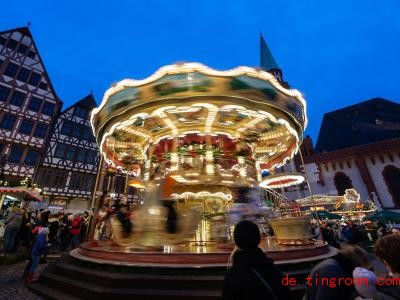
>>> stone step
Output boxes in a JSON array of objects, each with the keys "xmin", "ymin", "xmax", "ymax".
[
  {"xmin": 40, "ymin": 270, "xmax": 222, "ymax": 300},
  {"xmin": 51, "ymin": 260, "xmax": 224, "ymax": 290},
  {"xmin": 26, "ymin": 282, "xmax": 82, "ymax": 300}
]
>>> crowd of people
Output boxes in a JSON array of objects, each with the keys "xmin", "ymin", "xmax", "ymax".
[
  {"xmin": 1, "ymin": 207, "xmax": 90, "ymax": 282},
  {"xmin": 2, "ymin": 203, "xmax": 400, "ymax": 298},
  {"xmin": 223, "ymin": 219, "xmax": 400, "ymax": 300},
  {"xmin": 312, "ymin": 219, "xmax": 397, "ymax": 249},
  {"xmin": 1, "ymin": 207, "xmax": 89, "ymax": 257}
]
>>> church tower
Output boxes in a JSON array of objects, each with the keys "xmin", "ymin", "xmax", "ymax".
[{"xmin": 260, "ymin": 34, "xmax": 289, "ymax": 88}]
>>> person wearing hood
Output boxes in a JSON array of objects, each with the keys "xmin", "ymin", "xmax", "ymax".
[
  {"xmin": 304, "ymin": 243, "xmax": 372, "ymax": 300},
  {"xmin": 27, "ymin": 227, "xmax": 49, "ymax": 283},
  {"xmin": 222, "ymin": 220, "xmax": 289, "ymax": 300},
  {"xmin": 373, "ymin": 234, "xmax": 400, "ymax": 300},
  {"xmin": 2, "ymin": 206, "xmax": 23, "ymax": 255}
]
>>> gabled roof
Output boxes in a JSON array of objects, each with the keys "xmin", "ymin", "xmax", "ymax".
[
  {"xmin": 315, "ymin": 98, "xmax": 400, "ymax": 153},
  {"xmin": 260, "ymin": 34, "xmax": 279, "ymax": 71},
  {"xmin": 76, "ymin": 93, "xmax": 97, "ymax": 109},
  {"xmin": 0, "ymin": 26, "xmax": 61, "ymax": 106},
  {"xmin": 62, "ymin": 94, "xmax": 97, "ymax": 114},
  {"xmin": 0, "ymin": 26, "xmax": 33, "ymax": 38}
]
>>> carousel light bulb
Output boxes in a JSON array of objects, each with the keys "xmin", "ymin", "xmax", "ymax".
[
  {"xmin": 205, "ymin": 150, "xmax": 213, "ymax": 162},
  {"xmin": 206, "ymin": 164, "xmax": 214, "ymax": 174},
  {"xmin": 171, "ymin": 153, "xmax": 179, "ymax": 163}
]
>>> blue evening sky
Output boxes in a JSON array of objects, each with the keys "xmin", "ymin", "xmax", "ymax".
[{"xmin": 1, "ymin": 0, "xmax": 399, "ymax": 141}]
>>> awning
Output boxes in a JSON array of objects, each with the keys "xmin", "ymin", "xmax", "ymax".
[
  {"xmin": 309, "ymin": 210, "xmax": 342, "ymax": 220},
  {"xmin": 364, "ymin": 210, "xmax": 400, "ymax": 223},
  {"xmin": 0, "ymin": 187, "xmax": 43, "ymax": 202}
]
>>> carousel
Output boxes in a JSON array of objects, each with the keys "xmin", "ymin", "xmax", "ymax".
[
  {"xmin": 78, "ymin": 62, "xmax": 332, "ymax": 261},
  {"xmin": 30, "ymin": 63, "xmax": 335, "ymax": 299}
]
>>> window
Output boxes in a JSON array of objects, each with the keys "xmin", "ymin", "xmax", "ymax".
[
  {"xmin": 53, "ymin": 171, "xmax": 67, "ymax": 188},
  {"xmin": 77, "ymin": 149, "xmax": 86, "ymax": 163},
  {"xmin": 7, "ymin": 39, "xmax": 17, "ymax": 50},
  {"xmin": 39, "ymin": 169, "xmax": 53, "ymax": 186},
  {"xmin": 82, "ymin": 127, "xmax": 95, "ymax": 142},
  {"xmin": 82, "ymin": 175, "xmax": 94, "ymax": 191},
  {"xmin": 17, "ymin": 44, "xmax": 29, "ymax": 55},
  {"xmin": 66, "ymin": 146, "xmax": 75, "ymax": 160},
  {"xmin": 24, "ymin": 149, "xmax": 38, "ymax": 166},
  {"xmin": 42, "ymin": 102, "xmax": 54, "ymax": 116},
  {"xmin": 4, "ymin": 62, "xmax": 19, "ymax": 77},
  {"xmin": 61, "ymin": 120, "xmax": 73, "ymax": 136},
  {"xmin": 74, "ymin": 106, "xmax": 88, "ymax": 119},
  {"xmin": 82, "ymin": 128, "xmax": 89, "ymax": 140},
  {"xmin": 10, "ymin": 90, "xmax": 26, "ymax": 107},
  {"xmin": 0, "ymin": 114, "xmax": 16, "ymax": 130},
  {"xmin": 72, "ymin": 125, "xmax": 81, "ymax": 138},
  {"xmin": 86, "ymin": 150, "xmax": 97, "ymax": 164},
  {"xmin": 0, "ymin": 36, "xmax": 6, "ymax": 45},
  {"xmin": 39, "ymin": 82, "xmax": 48, "ymax": 90},
  {"xmin": 28, "ymin": 72, "xmax": 41, "ymax": 86},
  {"xmin": 33, "ymin": 123, "xmax": 47, "ymax": 138},
  {"xmin": 27, "ymin": 50, "xmax": 36, "ymax": 59},
  {"xmin": 8, "ymin": 145, "xmax": 24, "ymax": 164},
  {"xmin": 54, "ymin": 144, "xmax": 67, "ymax": 159},
  {"xmin": 28, "ymin": 97, "xmax": 42, "ymax": 112},
  {"xmin": 0, "ymin": 85, "xmax": 11, "ymax": 102},
  {"xmin": 70, "ymin": 173, "xmax": 82, "ymax": 190},
  {"xmin": 19, "ymin": 119, "xmax": 34, "ymax": 135},
  {"xmin": 17, "ymin": 67, "xmax": 30, "ymax": 82}
]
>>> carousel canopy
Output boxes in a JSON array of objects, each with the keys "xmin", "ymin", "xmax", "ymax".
[{"xmin": 91, "ymin": 63, "xmax": 307, "ymax": 173}]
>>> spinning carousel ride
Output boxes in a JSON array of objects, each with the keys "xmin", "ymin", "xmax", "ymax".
[{"xmin": 78, "ymin": 62, "xmax": 332, "ymax": 265}]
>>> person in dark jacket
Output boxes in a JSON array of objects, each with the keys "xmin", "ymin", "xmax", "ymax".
[
  {"xmin": 2, "ymin": 206, "xmax": 23, "ymax": 254},
  {"xmin": 222, "ymin": 220, "xmax": 289, "ymax": 300},
  {"xmin": 304, "ymin": 243, "xmax": 371, "ymax": 300},
  {"xmin": 373, "ymin": 234, "xmax": 400, "ymax": 300},
  {"xmin": 27, "ymin": 227, "xmax": 49, "ymax": 283}
]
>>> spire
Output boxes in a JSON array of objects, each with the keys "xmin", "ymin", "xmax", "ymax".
[
  {"xmin": 260, "ymin": 33, "xmax": 279, "ymax": 71},
  {"xmin": 259, "ymin": 33, "xmax": 288, "ymax": 88}
]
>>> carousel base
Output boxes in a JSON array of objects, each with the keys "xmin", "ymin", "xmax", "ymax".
[{"xmin": 28, "ymin": 239, "xmax": 336, "ymax": 300}]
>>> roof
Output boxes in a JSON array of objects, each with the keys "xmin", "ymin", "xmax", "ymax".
[
  {"xmin": 0, "ymin": 26, "xmax": 33, "ymax": 38},
  {"xmin": 61, "ymin": 93, "xmax": 97, "ymax": 113},
  {"xmin": 0, "ymin": 26, "xmax": 61, "ymax": 107},
  {"xmin": 315, "ymin": 98, "xmax": 400, "ymax": 153},
  {"xmin": 260, "ymin": 34, "xmax": 279, "ymax": 71}
]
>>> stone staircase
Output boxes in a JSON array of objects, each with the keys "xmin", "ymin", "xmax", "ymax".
[{"xmin": 27, "ymin": 253, "xmax": 327, "ymax": 299}]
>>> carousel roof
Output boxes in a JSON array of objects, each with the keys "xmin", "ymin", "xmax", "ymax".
[{"xmin": 91, "ymin": 62, "xmax": 307, "ymax": 171}]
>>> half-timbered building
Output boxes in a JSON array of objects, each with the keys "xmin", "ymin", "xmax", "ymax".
[
  {"xmin": 34, "ymin": 94, "xmax": 100, "ymax": 210},
  {"xmin": 0, "ymin": 27, "xmax": 61, "ymax": 184}
]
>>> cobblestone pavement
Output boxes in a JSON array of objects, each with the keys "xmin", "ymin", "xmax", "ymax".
[{"xmin": 0, "ymin": 261, "xmax": 45, "ymax": 300}]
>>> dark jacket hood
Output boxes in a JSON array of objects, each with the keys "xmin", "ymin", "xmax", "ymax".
[
  {"xmin": 232, "ymin": 247, "xmax": 274, "ymax": 269},
  {"xmin": 377, "ymin": 283, "xmax": 400, "ymax": 299}
]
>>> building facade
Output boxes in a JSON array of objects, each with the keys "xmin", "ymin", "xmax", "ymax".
[
  {"xmin": 34, "ymin": 95, "xmax": 100, "ymax": 210},
  {"xmin": 0, "ymin": 27, "xmax": 61, "ymax": 184},
  {"xmin": 283, "ymin": 98, "xmax": 400, "ymax": 210}
]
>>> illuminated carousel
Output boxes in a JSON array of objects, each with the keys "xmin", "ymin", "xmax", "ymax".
[
  {"xmin": 79, "ymin": 62, "xmax": 332, "ymax": 258},
  {"xmin": 30, "ymin": 63, "xmax": 335, "ymax": 299}
]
